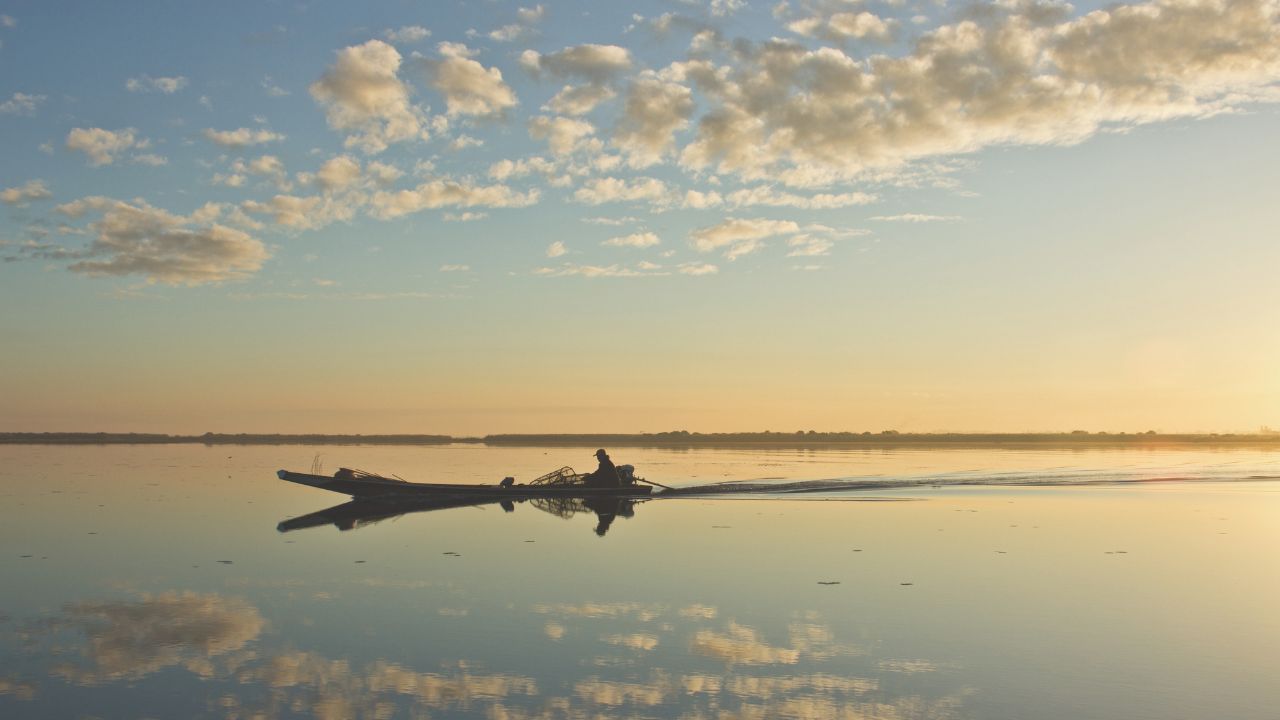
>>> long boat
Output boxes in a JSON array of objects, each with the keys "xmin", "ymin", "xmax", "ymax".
[{"xmin": 276, "ymin": 468, "xmax": 655, "ymax": 500}]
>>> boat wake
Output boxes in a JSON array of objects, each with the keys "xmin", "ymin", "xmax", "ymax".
[{"xmin": 659, "ymin": 471, "xmax": 1280, "ymax": 496}]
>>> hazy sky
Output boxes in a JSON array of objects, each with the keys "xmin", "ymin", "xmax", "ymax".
[{"xmin": 2, "ymin": 0, "xmax": 1278, "ymax": 434}]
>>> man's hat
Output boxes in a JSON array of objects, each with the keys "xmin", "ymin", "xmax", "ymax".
[{"xmin": 595, "ymin": 448, "xmax": 607, "ymax": 457}]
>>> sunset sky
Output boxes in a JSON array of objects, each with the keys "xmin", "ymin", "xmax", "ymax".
[{"xmin": 2, "ymin": 0, "xmax": 1278, "ymax": 434}]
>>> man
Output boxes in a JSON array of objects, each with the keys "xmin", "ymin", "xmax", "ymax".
[{"xmin": 582, "ymin": 448, "xmax": 621, "ymax": 488}]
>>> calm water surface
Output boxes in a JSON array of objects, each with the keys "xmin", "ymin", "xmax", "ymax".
[{"xmin": 2, "ymin": 444, "xmax": 1278, "ymax": 719}]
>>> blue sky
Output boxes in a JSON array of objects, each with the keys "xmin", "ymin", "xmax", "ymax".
[{"xmin": 2, "ymin": 0, "xmax": 1279, "ymax": 433}]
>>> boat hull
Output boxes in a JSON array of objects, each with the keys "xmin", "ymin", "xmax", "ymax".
[{"xmin": 277, "ymin": 470, "xmax": 654, "ymax": 499}]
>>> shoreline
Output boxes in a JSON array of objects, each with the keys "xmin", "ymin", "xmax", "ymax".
[{"xmin": 3, "ymin": 431, "xmax": 1280, "ymax": 449}]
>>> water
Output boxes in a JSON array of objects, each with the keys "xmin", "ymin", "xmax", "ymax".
[{"xmin": 2, "ymin": 444, "xmax": 1278, "ymax": 719}]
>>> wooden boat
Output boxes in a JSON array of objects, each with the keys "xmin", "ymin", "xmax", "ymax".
[{"xmin": 276, "ymin": 468, "xmax": 655, "ymax": 500}]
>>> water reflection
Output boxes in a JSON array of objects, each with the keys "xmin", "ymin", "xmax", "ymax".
[
  {"xmin": 7, "ymin": 590, "xmax": 967, "ymax": 719},
  {"xmin": 26, "ymin": 592, "xmax": 264, "ymax": 686},
  {"xmin": 277, "ymin": 495, "xmax": 644, "ymax": 536}
]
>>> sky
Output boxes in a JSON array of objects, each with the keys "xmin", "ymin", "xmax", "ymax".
[{"xmin": 1, "ymin": 0, "xmax": 1278, "ymax": 435}]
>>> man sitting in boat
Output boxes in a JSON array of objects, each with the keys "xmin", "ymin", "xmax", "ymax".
[{"xmin": 582, "ymin": 449, "xmax": 621, "ymax": 488}]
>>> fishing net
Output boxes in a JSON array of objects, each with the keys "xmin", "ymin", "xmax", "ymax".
[{"xmin": 528, "ymin": 466, "xmax": 584, "ymax": 486}]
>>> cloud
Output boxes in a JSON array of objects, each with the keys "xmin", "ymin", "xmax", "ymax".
[
  {"xmin": 384, "ymin": 25, "xmax": 431, "ymax": 44},
  {"xmin": 519, "ymin": 5, "xmax": 546, "ymax": 23},
  {"xmin": 603, "ymin": 232, "xmax": 660, "ymax": 248},
  {"xmin": 439, "ymin": 264, "xmax": 470, "ymax": 271},
  {"xmin": 520, "ymin": 44, "xmax": 633, "ymax": 82},
  {"xmin": 690, "ymin": 217, "xmax": 801, "ymax": 259},
  {"xmin": 534, "ymin": 262, "xmax": 664, "ymax": 278},
  {"xmin": 44, "ymin": 592, "xmax": 263, "ymax": 684},
  {"xmin": 573, "ymin": 177, "xmax": 670, "ymax": 205},
  {"xmin": 51, "ymin": 197, "xmax": 269, "ymax": 285},
  {"xmin": 488, "ymin": 156, "xmax": 558, "ymax": 180},
  {"xmin": 489, "ymin": 24, "xmax": 526, "ymax": 42},
  {"xmin": 789, "ymin": 12, "xmax": 895, "ymax": 42},
  {"xmin": 528, "ymin": 115, "xmax": 596, "ymax": 156},
  {"xmin": 316, "ymin": 155, "xmax": 362, "ymax": 192},
  {"xmin": 125, "ymin": 75, "xmax": 189, "ymax": 93},
  {"xmin": 443, "ymin": 211, "xmax": 486, "ymax": 222},
  {"xmin": 786, "ymin": 234, "xmax": 833, "ymax": 256},
  {"xmin": 870, "ymin": 213, "xmax": 961, "ymax": 222},
  {"xmin": 310, "ymin": 39, "xmax": 426, "ymax": 153},
  {"xmin": 545, "ymin": 83, "xmax": 617, "ymax": 115},
  {"xmin": 369, "ymin": 178, "xmax": 538, "ymax": 219},
  {"xmin": 65, "ymin": 127, "xmax": 142, "ymax": 166},
  {"xmin": 678, "ymin": 262, "xmax": 719, "ymax": 275},
  {"xmin": 614, "ymin": 73, "xmax": 695, "ymax": 167},
  {"xmin": 242, "ymin": 193, "xmax": 359, "ymax": 230},
  {"xmin": 425, "ymin": 42, "xmax": 518, "ymax": 117},
  {"xmin": 546, "ymin": 240, "xmax": 567, "ymax": 257},
  {"xmin": 1, "ymin": 179, "xmax": 52, "ymax": 206},
  {"xmin": 0, "ymin": 15, "xmax": 14, "ymax": 28},
  {"xmin": 685, "ymin": 186, "xmax": 878, "ymax": 209},
  {"xmin": 680, "ymin": 0, "xmax": 1280, "ymax": 186},
  {"xmin": 261, "ymin": 76, "xmax": 290, "ymax": 97},
  {"xmin": 0, "ymin": 92, "xmax": 46, "ymax": 115},
  {"xmin": 202, "ymin": 127, "xmax": 285, "ymax": 148},
  {"xmin": 131, "ymin": 153, "xmax": 168, "ymax": 166}
]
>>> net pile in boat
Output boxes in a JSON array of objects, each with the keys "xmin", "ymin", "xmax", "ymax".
[
  {"xmin": 336, "ymin": 468, "xmax": 408, "ymax": 484},
  {"xmin": 528, "ymin": 466, "xmax": 584, "ymax": 486}
]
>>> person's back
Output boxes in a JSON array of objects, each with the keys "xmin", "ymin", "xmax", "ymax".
[{"xmin": 584, "ymin": 449, "xmax": 621, "ymax": 488}]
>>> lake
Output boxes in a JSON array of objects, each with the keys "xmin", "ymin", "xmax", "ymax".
[{"xmin": 2, "ymin": 443, "xmax": 1278, "ymax": 719}]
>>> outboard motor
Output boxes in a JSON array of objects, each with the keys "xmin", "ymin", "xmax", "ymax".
[{"xmin": 616, "ymin": 464, "xmax": 636, "ymax": 485}]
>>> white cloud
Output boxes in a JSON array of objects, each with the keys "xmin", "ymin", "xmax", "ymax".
[
  {"xmin": 425, "ymin": 42, "xmax": 518, "ymax": 117},
  {"xmin": 534, "ymin": 262, "xmax": 663, "ymax": 278},
  {"xmin": 711, "ymin": 0, "xmax": 745, "ymax": 17},
  {"xmin": 0, "ymin": 15, "xmax": 14, "ymax": 28},
  {"xmin": 614, "ymin": 73, "xmax": 694, "ymax": 167},
  {"xmin": 0, "ymin": 179, "xmax": 52, "ymax": 206},
  {"xmin": 261, "ymin": 76, "xmax": 290, "ymax": 97},
  {"xmin": 870, "ymin": 213, "xmax": 961, "ymax": 222},
  {"xmin": 690, "ymin": 217, "xmax": 801, "ymax": 259},
  {"xmin": 242, "ymin": 194, "xmax": 358, "ymax": 230},
  {"xmin": 545, "ymin": 83, "xmax": 617, "ymax": 115},
  {"xmin": 603, "ymin": 232, "xmax": 661, "ymax": 248},
  {"xmin": 125, "ymin": 75, "xmax": 189, "ymax": 93},
  {"xmin": 365, "ymin": 161, "xmax": 403, "ymax": 186},
  {"xmin": 0, "ymin": 92, "xmax": 45, "ymax": 115},
  {"xmin": 66, "ymin": 127, "xmax": 141, "ymax": 166},
  {"xmin": 131, "ymin": 153, "xmax": 168, "ymax": 166},
  {"xmin": 546, "ymin": 240, "xmax": 567, "ymax": 257},
  {"xmin": 573, "ymin": 177, "xmax": 670, "ymax": 205},
  {"xmin": 518, "ymin": 5, "xmax": 546, "ymax": 23},
  {"xmin": 581, "ymin": 215, "xmax": 639, "ymax": 226},
  {"xmin": 786, "ymin": 234, "xmax": 834, "ymax": 256},
  {"xmin": 54, "ymin": 197, "xmax": 269, "ymax": 285},
  {"xmin": 678, "ymin": 262, "xmax": 718, "ymax": 275},
  {"xmin": 384, "ymin": 25, "xmax": 431, "ymax": 44},
  {"xmin": 369, "ymin": 178, "xmax": 539, "ymax": 219},
  {"xmin": 443, "ymin": 211, "xmax": 486, "ymax": 222},
  {"xmin": 440, "ymin": 264, "xmax": 470, "ymax": 271},
  {"xmin": 316, "ymin": 155, "xmax": 362, "ymax": 192},
  {"xmin": 528, "ymin": 115, "xmax": 596, "ymax": 156},
  {"xmin": 202, "ymin": 127, "xmax": 285, "ymax": 148},
  {"xmin": 448, "ymin": 134, "xmax": 484, "ymax": 150},
  {"xmin": 488, "ymin": 156, "xmax": 558, "ymax": 180},
  {"xmin": 789, "ymin": 12, "xmax": 895, "ymax": 41},
  {"xmin": 681, "ymin": 0, "xmax": 1280, "ymax": 186},
  {"xmin": 521, "ymin": 44, "xmax": 633, "ymax": 81},
  {"xmin": 489, "ymin": 24, "xmax": 525, "ymax": 42},
  {"xmin": 310, "ymin": 40, "xmax": 426, "ymax": 154}
]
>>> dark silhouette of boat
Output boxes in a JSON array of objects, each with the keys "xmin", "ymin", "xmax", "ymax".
[{"xmin": 276, "ymin": 467, "xmax": 655, "ymax": 500}]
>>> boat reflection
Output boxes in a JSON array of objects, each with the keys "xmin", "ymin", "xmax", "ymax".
[{"xmin": 277, "ymin": 495, "xmax": 642, "ymax": 535}]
